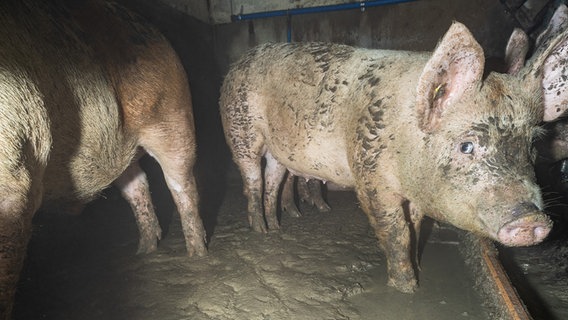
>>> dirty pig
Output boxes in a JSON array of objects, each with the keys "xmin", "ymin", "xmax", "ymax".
[
  {"xmin": 522, "ymin": 5, "xmax": 568, "ymax": 195},
  {"xmin": 0, "ymin": 0, "xmax": 207, "ymax": 317},
  {"xmin": 220, "ymin": 21, "xmax": 568, "ymax": 293}
]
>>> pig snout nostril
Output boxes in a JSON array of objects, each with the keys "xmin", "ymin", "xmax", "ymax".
[
  {"xmin": 534, "ymin": 226, "xmax": 549, "ymax": 241},
  {"xmin": 497, "ymin": 214, "xmax": 552, "ymax": 246}
]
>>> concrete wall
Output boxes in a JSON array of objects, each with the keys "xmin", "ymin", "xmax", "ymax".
[
  {"xmin": 213, "ymin": 0, "xmax": 519, "ymax": 73},
  {"xmin": 209, "ymin": 0, "xmax": 373, "ymax": 24},
  {"xmin": 157, "ymin": 0, "xmax": 210, "ymax": 22},
  {"xmin": 157, "ymin": 0, "xmax": 396, "ymax": 24}
]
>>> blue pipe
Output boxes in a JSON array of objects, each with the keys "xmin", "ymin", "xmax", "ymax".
[{"xmin": 231, "ymin": 0, "xmax": 418, "ymax": 22}]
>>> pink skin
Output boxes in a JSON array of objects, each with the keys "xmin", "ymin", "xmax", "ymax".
[{"xmin": 114, "ymin": 160, "xmax": 162, "ymax": 254}]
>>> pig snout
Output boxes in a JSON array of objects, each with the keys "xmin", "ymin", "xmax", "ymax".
[{"xmin": 497, "ymin": 203, "xmax": 552, "ymax": 246}]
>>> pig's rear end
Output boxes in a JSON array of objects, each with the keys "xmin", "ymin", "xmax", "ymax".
[{"xmin": 0, "ymin": 1, "xmax": 207, "ymax": 318}]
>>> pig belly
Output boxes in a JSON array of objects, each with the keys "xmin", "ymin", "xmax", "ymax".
[
  {"xmin": 265, "ymin": 135, "xmax": 355, "ymax": 187},
  {"xmin": 42, "ymin": 120, "xmax": 137, "ymax": 203}
]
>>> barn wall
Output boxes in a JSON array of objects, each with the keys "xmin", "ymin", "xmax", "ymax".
[{"xmin": 212, "ymin": 0, "xmax": 519, "ymax": 74}]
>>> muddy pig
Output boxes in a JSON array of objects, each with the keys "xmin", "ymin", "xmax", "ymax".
[
  {"xmin": 0, "ymin": 0, "xmax": 207, "ymax": 317},
  {"xmin": 220, "ymin": 21, "xmax": 568, "ymax": 293},
  {"xmin": 533, "ymin": 6, "xmax": 568, "ymax": 163},
  {"xmin": 509, "ymin": 5, "xmax": 568, "ymax": 198}
]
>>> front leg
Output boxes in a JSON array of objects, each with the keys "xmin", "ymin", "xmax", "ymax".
[
  {"xmin": 0, "ymin": 172, "xmax": 42, "ymax": 319},
  {"xmin": 114, "ymin": 161, "xmax": 162, "ymax": 254},
  {"xmin": 357, "ymin": 188, "xmax": 417, "ymax": 293}
]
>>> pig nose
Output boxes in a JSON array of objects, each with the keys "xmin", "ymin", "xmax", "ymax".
[{"xmin": 497, "ymin": 203, "xmax": 552, "ymax": 246}]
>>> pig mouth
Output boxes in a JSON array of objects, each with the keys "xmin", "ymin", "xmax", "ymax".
[{"xmin": 497, "ymin": 214, "xmax": 552, "ymax": 247}]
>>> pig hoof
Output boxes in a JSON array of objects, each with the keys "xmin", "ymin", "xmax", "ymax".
[
  {"xmin": 283, "ymin": 205, "xmax": 302, "ymax": 218},
  {"xmin": 136, "ymin": 227, "xmax": 162, "ymax": 254},
  {"xmin": 267, "ymin": 220, "xmax": 280, "ymax": 230},
  {"xmin": 249, "ymin": 216, "xmax": 268, "ymax": 233},
  {"xmin": 136, "ymin": 240, "xmax": 158, "ymax": 255},
  {"xmin": 498, "ymin": 214, "xmax": 552, "ymax": 246},
  {"xmin": 188, "ymin": 242, "xmax": 208, "ymax": 257},
  {"xmin": 316, "ymin": 202, "xmax": 331, "ymax": 213},
  {"xmin": 387, "ymin": 277, "xmax": 417, "ymax": 294}
]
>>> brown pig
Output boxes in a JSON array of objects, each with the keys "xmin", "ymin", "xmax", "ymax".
[
  {"xmin": 0, "ymin": 0, "xmax": 206, "ymax": 317},
  {"xmin": 220, "ymin": 21, "xmax": 568, "ymax": 293}
]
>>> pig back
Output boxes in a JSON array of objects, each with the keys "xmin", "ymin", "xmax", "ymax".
[{"xmin": 222, "ymin": 42, "xmax": 429, "ymax": 186}]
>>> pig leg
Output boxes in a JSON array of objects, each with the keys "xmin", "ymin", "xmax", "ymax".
[
  {"xmin": 241, "ymin": 160, "xmax": 267, "ymax": 233},
  {"xmin": 114, "ymin": 161, "xmax": 162, "ymax": 254},
  {"xmin": 139, "ymin": 131, "xmax": 207, "ymax": 257},
  {"xmin": 264, "ymin": 152, "xmax": 287, "ymax": 230},
  {"xmin": 281, "ymin": 172, "xmax": 302, "ymax": 218},
  {"xmin": 223, "ymin": 114, "xmax": 268, "ymax": 232},
  {"xmin": 358, "ymin": 190, "xmax": 417, "ymax": 293},
  {"xmin": 0, "ymin": 207, "xmax": 33, "ymax": 318},
  {"xmin": 306, "ymin": 179, "xmax": 331, "ymax": 212},
  {"xmin": 0, "ymin": 172, "xmax": 42, "ymax": 318},
  {"xmin": 407, "ymin": 202, "xmax": 423, "ymax": 273},
  {"xmin": 146, "ymin": 148, "xmax": 206, "ymax": 257}
]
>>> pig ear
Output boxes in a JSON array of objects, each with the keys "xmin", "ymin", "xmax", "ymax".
[
  {"xmin": 535, "ymin": 4, "xmax": 568, "ymax": 49},
  {"xmin": 542, "ymin": 39, "xmax": 568, "ymax": 121},
  {"xmin": 525, "ymin": 5, "xmax": 568, "ymax": 122},
  {"xmin": 416, "ymin": 22, "xmax": 484, "ymax": 132},
  {"xmin": 505, "ymin": 28, "xmax": 529, "ymax": 75}
]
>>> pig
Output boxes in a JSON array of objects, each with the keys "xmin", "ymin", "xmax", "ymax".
[
  {"xmin": 220, "ymin": 21, "xmax": 568, "ymax": 293},
  {"xmin": 533, "ymin": 5, "xmax": 568, "ymax": 161},
  {"xmin": 511, "ymin": 5, "xmax": 568, "ymax": 197},
  {"xmin": 0, "ymin": 0, "xmax": 206, "ymax": 317},
  {"xmin": 281, "ymin": 173, "xmax": 331, "ymax": 217}
]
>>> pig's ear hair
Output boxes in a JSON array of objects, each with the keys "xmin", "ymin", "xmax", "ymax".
[
  {"xmin": 524, "ymin": 5, "xmax": 568, "ymax": 122},
  {"xmin": 505, "ymin": 28, "xmax": 529, "ymax": 75},
  {"xmin": 416, "ymin": 22, "xmax": 484, "ymax": 133}
]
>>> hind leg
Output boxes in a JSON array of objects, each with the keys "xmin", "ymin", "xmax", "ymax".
[
  {"xmin": 229, "ymin": 149, "xmax": 266, "ymax": 232},
  {"xmin": 264, "ymin": 152, "xmax": 287, "ymax": 230},
  {"xmin": 114, "ymin": 160, "xmax": 162, "ymax": 254},
  {"xmin": 221, "ymin": 101, "xmax": 268, "ymax": 232},
  {"xmin": 236, "ymin": 155, "xmax": 266, "ymax": 233},
  {"xmin": 139, "ymin": 126, "xmax": 207, "ymax": 257}
]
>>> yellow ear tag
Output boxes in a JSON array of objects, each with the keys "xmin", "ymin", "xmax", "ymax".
[{"xmin": 433, "ymin": 83, "xmax": 447, "ymax": 100}]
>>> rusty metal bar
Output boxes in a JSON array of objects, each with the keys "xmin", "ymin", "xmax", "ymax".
[
  {"xmin": 459, "ymin": 233, "xmax": 533, "ymax": 320},
  {"xmin": 478, "ymin": 238, "xmax": 533, "ymax": 320}
]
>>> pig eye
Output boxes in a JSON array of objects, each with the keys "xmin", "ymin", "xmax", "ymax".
[{"xmin": 460, "ymin": 142, "xmax": 474, "ymax": 154}]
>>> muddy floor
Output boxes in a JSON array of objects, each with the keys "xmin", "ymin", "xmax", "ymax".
[{"xmin": 15, "ymin": 161, "xmax": 492, "ymax": 320}]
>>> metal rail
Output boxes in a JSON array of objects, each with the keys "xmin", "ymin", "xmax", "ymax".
[{"xmin": 230, "ymin": 0, "xmax": 418, "ymax": 41}]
